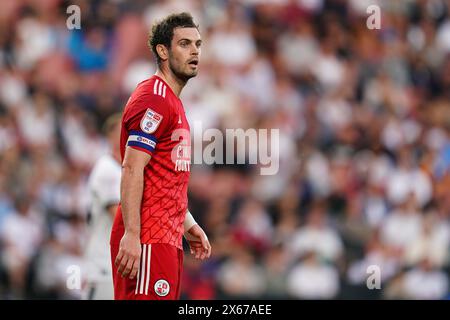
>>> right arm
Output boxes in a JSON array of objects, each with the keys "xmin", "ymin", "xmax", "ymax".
[
  {"xmin": 115, "ymin": 88, "xmax": 169, "ymax": 279},
  {"xmin": 114, "ymin": 147, "xmax": 151, "ymax": 279}
]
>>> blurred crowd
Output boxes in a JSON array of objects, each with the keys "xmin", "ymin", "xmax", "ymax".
[{"xmin": 0, "ymin": 0, "xmax": 450, "ymax": 300}]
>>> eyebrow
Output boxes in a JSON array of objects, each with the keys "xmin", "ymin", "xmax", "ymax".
[{"xmin": 178, "ymin": 38, "xmax": 202, "ymax": 43}]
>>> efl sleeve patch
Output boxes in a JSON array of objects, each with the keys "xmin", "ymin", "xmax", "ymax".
[
  {"xmin": 140, "ymin": 108, "xmax": 163, "ymax": 134},
  {"xmin": 127, "ymin": 130, "xmax": 158, "ymax": 153}
]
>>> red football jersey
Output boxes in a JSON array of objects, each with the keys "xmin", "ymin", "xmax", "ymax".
[{"xmin": 111, "ymin": 75, "xmax": 191, "ymax": 250}]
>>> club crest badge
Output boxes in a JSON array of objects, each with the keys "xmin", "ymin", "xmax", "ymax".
[
  {"xmin": 154, "ymin": 279, "xmax": 170, "ymax": 297},
  {"xmin": 140, "ymin": 108, "xmax": 163, "ymax": 134}
]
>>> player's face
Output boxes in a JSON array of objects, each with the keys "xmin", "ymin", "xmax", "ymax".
[{"xmin": 168, "ymin": 27, "xmax": 202, "ymax": 82}]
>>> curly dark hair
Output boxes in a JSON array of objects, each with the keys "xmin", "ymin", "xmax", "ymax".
[{"xmin": 148, "ymin": 12, "xmax": 199, "ymax": 66}]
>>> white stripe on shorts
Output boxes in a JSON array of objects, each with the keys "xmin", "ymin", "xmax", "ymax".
[
  {"xmin": 145, "ymin": 244, "xmax": 152, "ymax": 295},
  {"xmin": 135, "ymin": 244, "xmax": 152, "ymax": 295}
]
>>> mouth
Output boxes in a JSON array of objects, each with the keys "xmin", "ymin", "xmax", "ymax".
[{"xmin": 188, "ymin": 59, "xmax": 199, "ymax": 67}]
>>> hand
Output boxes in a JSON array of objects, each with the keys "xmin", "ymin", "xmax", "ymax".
[
  {"xmin": 184, "ymin": 224, "xmax": 211, "ymax": 260},
  {"xmin": 115, "ymin": 231, "xmax": 141, "ymax": 279}
]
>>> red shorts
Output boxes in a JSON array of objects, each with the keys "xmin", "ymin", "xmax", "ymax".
[{"xmin": 110, "ymin": 240, "xmax": 183, "ymax": 300}]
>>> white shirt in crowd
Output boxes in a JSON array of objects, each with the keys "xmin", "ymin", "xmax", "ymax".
[
  {"xmin": 289, "ymin": 225, "xmax": 343, "ymax": 262},
  {"xmin": 380, "ymin": 209, "xmax": 422, "ymax": 251},
  {"xmin": 287, "ymin": 259, "xmax": 340, "ymax": 299},
  {"xmin": 0, "ymin": 207, "xmax": 43, "ymax": 268},
  {"xmin": 402, "ymin": 267, "xmax": 449, "ymax": 300}
]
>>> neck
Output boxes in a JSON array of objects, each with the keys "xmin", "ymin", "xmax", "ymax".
[{"xmin": 155, "ymin": 67, "xmax": 186, "ymax": 97}]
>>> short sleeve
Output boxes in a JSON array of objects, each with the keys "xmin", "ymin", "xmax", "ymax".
[{"xmin": 124, "ymin": 96, "xmax": 172, "ymax": 155}]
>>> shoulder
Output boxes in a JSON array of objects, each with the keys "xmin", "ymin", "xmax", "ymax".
[
  {"xmin": 123, "ymin": 78, "xmax": 179, "ymax": 134},
  {"xmin": 127, "ymin": 78, "xmax": 173, "ymax": 111}
]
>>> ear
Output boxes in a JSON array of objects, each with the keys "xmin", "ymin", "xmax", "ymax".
[{"xmin": 156, "ymin": 44, "xmax": 168, "ymax": 61}]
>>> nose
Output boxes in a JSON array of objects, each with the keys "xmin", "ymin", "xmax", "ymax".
[{"xmin": 191, "ymin": 44, "xmax": 199, "ymax": 55}]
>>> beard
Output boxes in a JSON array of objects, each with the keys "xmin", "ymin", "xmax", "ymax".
[{"xmin": 169, "ymin": 57, "xmax": 198, "ymax": 83}]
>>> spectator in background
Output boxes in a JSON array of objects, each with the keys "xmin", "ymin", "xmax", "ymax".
[
  {"xmin": 231, "ymin": 198, "xmax": 273, "ymax": 253},
  {"xmin": 67, "ymin": 28, "xmax": 112, "ymax": 72},
  {"xmin": 347, "ymin": 233, "xmax": 401, "ymax": 287},
  {"xmin": 288, "ymin": 201, "xmax": 343, "ymax": 263},
  {"xmin": 16, "ymin": 90, "xmax": 56, "ymax": 152},
  {"xmin": 379, "ymin": 194, "xmax": 423, "ymax": 258},
  {"xmin": 0, "ymin": 197, "xmax": 44, "ymax": 298},
  {"xmin": 402, "ymin": 258, "xmax": 449, "ymax": 300},
  {"xmin": 216, "ymin": 244, "xmax": 266, "ymax": 299},
  {"xmin": 261, "ymin": 244, "xmax": 290, "ymax": 299},
  {"xmin": 82, "ymin": 113, "xmax": 122, "ymax": 300},
  {"xmin": 403, "ymin": 207, "xmax": 450, "ymax": 268},
  {"xmin": 287, "ymin": 251, "xmax": 340, "ymax": 300}
]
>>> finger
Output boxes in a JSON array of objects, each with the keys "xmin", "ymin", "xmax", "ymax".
[
  {"xmin": 202, "ymin": 242, "xmax": 210, "ymax": 259},
  {"xmin": 130, "ymin": 257, "xmax": 141, "ymax": 280},
  {"xmin": 130, "ymin": 248, "xmax": 142, "ymax": 279},
  {"xmin": 189, "ymin": 240, "xmax": 202, "ymax": 247},
  {"xmin": 117, "ymin": 255, "xmax": 128, "ymax": 275},
  {"xmin": 201, "ymin": 247, "xmax": 208, "ymax": 260},
  {"xmin": 200, "ymin": 235, "xmax": 208, "ymax": 250},
  {"xmin": 122, "ymin": 257, "xmax": 135, "ymax": 278},
  {"xmin": 199, "ymin": 248, "xmax": 205, "ymax": 259},
  {"xmin": 188, "ymin": 241, "xmax": 201, "ymax": 255},
  {"xmin": 115, "ymin": 249, "xmax": 124, "ymax": 267},
  {"xmin": 197, "ymin": 246, "xmax": 204, "ymax": 260},
  {"xmin": 190, "ymin": 244, "xmax": 202, "ymax": 252},
  {"xmin": 201, "ymin": 237, "xmax": 211, "ymax": 259},
  {"xmin": 207, "ymin": 245, "xmax": 212, "ymax": 258},
  {"xmin": 121, "ymin": 258, "xmax": 133, "ymax": 277},
  {"xmin": 205, "ymin": 241, "xmax": 212, "ymax": 258},
  {"xmin": 128, "ymin": 259, "xmax": 138, "ymax": 279}
]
